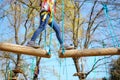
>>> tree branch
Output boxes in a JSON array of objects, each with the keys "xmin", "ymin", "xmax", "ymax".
[{"xmin": 86, "ymin": 56, "xmax": 112, "ymax": 77}]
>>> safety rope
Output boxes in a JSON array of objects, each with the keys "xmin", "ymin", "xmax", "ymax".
[
  {"xmin": 47, "ymin": 0, "xmax": 58, "ymax": 55},
  {"xmin": 62, "ymin": 1, "xmax": 68, "ymax": 80},
  {"xmin": 58, "ymin": 1, "xmax": 66, "ymax": 80},
  {"xmin": 102, "ymin": 4, "xmax": 120, "ymax": 47},
  {"xmin": 61, "ymin": 0, "xmax": 65, "ymax": 54},
  {"xmin": 59, "ymin": 0, "xmax": 67, "ymax": 80},
  {"xmin": 48, "ymin": 9, "xmax": 54, "ymax": 55}
]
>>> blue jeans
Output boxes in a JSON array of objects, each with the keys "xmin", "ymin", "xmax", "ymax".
[{"xmin": 31, "ymin": 11, "xmax": 63, "ymax": 45}]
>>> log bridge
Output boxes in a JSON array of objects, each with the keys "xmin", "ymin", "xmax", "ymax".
[
  {"xmin": 0, "ymin": 42, "xmax": 120, "ymax": 58},
  {"xmin": 0, "ymin": 42, "xmax": 50, "ymax": 58},
  {"xmin": 59, "ymin": 47, "xmax": 120, "ymax": 58}
]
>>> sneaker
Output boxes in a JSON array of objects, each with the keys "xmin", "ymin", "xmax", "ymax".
[
  {"xmin": 26, "ymin": 41, "xmax": 40, "ymax": 48},
  {"xmin": 60, "ymin": 44, "xmax": 74, "ymax": 50}
]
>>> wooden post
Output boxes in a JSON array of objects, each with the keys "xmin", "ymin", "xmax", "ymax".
[
  {"xmin": 73, "ymin": 72, "xmax": 86, "ymax": 80},
  {"xmin": 0, "ymin": 42, "xmax": 50, "ymax": 58},
  {"xmin": 59, "ymin": 48, "xmax": 120, "ymax": 58}
]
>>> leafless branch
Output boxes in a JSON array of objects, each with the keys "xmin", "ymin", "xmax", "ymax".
[
  {"xmin": 21, "ymin": 3, "xmax": 34, "ymax": 45},
  {"xmin": 86, "ymin": 56, "xmax": 112, "ymax": 77},
  {"xmin": 18, "ymin": 0, "xmax": 40, "ymax": 12}
]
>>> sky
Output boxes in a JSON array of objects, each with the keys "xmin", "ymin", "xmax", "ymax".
[{"xmin": 0, "ymin": 0, "xmax": 120, "ymax": 80}]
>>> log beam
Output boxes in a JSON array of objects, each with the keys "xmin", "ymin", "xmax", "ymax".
[
  {"xmin": 0, "ymin": 42, "xmax": 50, "ymax": 58},
  {"xmin": 59, "ymin": 48, "xmax": 120, "ymax": 58}
]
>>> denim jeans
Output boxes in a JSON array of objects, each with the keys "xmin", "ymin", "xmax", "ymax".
[{"xmin": 31, "ymin": 11, "xmax": 63, "ymax": 45}]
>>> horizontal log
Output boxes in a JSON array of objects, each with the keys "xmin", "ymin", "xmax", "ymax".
[
  {"xmin": 59, "ymin": 48, "xmax": 120, "ymax": 58},
  {"xmin": 0, "ymin": 42, "xmax": 50, "ymax": 58},
  {"xmin": 73, "ymin": 72, "xmax": 86, "ymax": 76}
]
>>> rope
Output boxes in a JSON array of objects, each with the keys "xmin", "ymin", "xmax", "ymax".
[
  {"xmin": 61, "ymin": 0, "xmax": 65, "ymax": 54},
  {"xmin": 61, "ymin": 0, "xmax": 68, "ymax": 80},
  {"xmin": 102, "ymin": 4, "xmax": 120, "ymax": 47},
  {"xmin": 47, "ymin": 0, "xmax": 58, "ymax": 55},
  {"xmin": 42, "ymin": 0, "xmax": 55, "ymax": 55},
  {"xmin": 48, "ymin": 9, "xmax": 54, "ymax": 55}
]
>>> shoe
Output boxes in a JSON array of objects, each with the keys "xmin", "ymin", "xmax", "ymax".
[
  {"xmin": 60, "ymin": 44, "xmax": 74, "ymax": 50},
  {"xmin": 26, "ymin": 41, "xmax": 40, "ymax": 48}
]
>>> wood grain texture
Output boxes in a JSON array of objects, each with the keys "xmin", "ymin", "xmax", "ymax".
[
  {"xmin": 0, "ymin": 42, "xmax": 50, "ymax": 58},
  {"xmin": 59, "ymin": 48, "xmax": 120, "ymax": 58}
]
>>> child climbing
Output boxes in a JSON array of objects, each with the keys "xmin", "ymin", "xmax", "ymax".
[{"xmin": 27, "ymin": 0, "xmax": 73, "ymax": 49}]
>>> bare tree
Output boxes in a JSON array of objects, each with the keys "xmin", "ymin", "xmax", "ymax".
[{"xmin": 0, "ymin": 0, "xmax": 120, "ymax": 80}]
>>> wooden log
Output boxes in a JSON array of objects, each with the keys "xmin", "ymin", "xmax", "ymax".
[
  {"xmin": 73, "ymin": 72, "xmax": 86, "ymax": 80},
  {"xmin": 0, "ymin": 42, "xmax": 50, "ymax": 58},
  {"xmin": 59, "ymin": 48, "xmax": 120, "ymax": 58},
  {"xmin": 73, "ymin": 72, "xmax": 86, "ymax": 76}
]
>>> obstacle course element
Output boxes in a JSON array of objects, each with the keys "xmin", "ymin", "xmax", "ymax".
[
  {"xmin": 59, "ymin": 48, "xmax": 120, "ymax": 58},
  {"xmin": 0, "ymin": 42, "xmax": 50, "ymax": 58},
  {"xmin": 73, "ymin": 72, "xmax": 86, "ymax": 79}
]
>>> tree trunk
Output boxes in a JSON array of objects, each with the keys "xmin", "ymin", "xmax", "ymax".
[
  {"xmin": 33, "ymin": 57, "xmax": 41, "ymax": 80},
  {"xmin": 73, "ymin": 58, "xmax": 81, "ymax": 80}
]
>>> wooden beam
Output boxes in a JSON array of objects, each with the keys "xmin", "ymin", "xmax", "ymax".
[
  {"xmin": 59, "ymin": 48, "xmax": 120, "ymax": 58},
  {"xmin": 0, "ymin": 42, "xmax": 50, "ymax": 58},
  {"xmin": 73, "ymin": 72, "xmax": 86, "ymax": 80}
]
